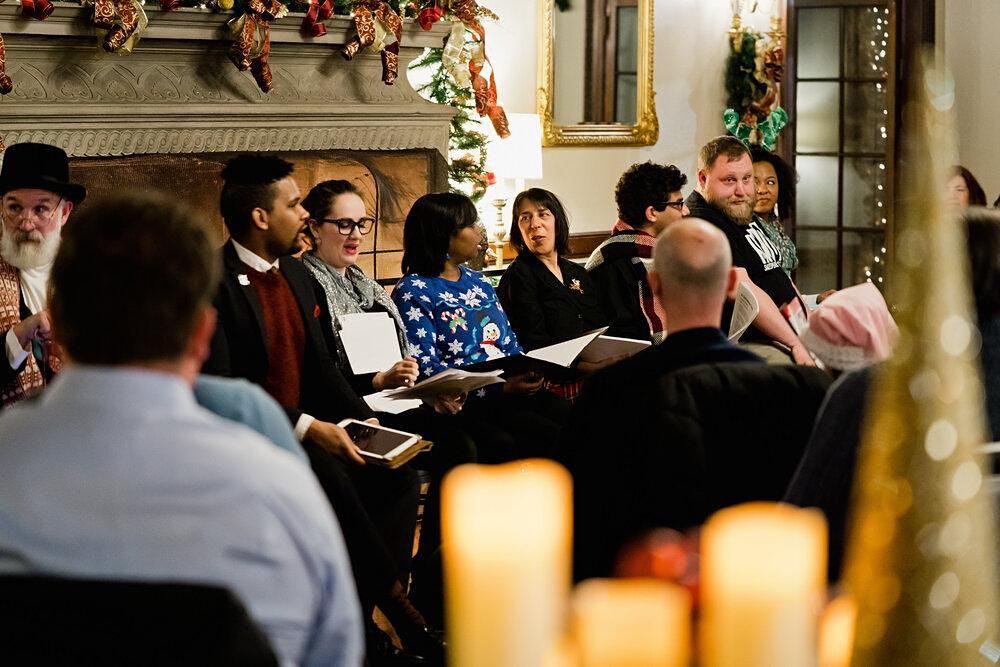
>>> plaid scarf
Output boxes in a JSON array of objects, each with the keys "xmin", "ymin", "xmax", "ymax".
[
  {"xmin": 302, "ymin": 253, "xmax": 409, "ymax": 362},
  {"xmin": 585, "ymin": 220, "xmax": 667, "ymax": 344},
  {"xmin": 0, "ymin": 258, "xmax": 45, "ymax": 407}
]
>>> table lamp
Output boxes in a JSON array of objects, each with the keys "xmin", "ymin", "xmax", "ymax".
[{"xmin": 486, "ymin": 113, "xmax": 544, "ymax": 267}]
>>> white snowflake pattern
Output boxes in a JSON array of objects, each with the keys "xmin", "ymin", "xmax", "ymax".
[
  {"xmin": 406, "ymin": 306, "xmax": 423, "ymax": 322},
  {"xmin": 419, "ymin": 295, "xmax": 431, "ymax": 303},
  {"xmin": 421, "ymin": 356, "xmax": 431, "ymax": 364},
  {"xmin": 458, "ymin": 289, "xmax": 482, "ymax": 308},
  {"xmin": 447, "ymin": 339, "xmax": 464, "ymax": 355},
  {"xmin": 475, "ymin": 388, "xmax": 487, "ymax": 398},
  {"xmin": 439, "ymin": 291, "xmax": 455, "ymax": 301},
  {"xmin": 437, "ymin": 334, "xmax": 446, "ymax": 342},
  {"xmin": 415, "ymin": 327, "xmax": 427, "ymax": 338},
  {"xmin": 479, "ymin": 274, "xmax": 491, "ymax": 284},
  {"xmin": 454, "ymin": 358, "xmax": 465, "ymax": 366},
  {"xmin": 502, "ymin": 336, "xmax": 511, "ymax": 346},
  {"xmin": 411, "ymin": 279, "xmax": 427, "ymax": 289},
  {"xmin": 407, "ymin": 343, "xmax": 421, "ymax": 356},
  {"xmin": 401, "ymin": 292, "xmax": 413, "ymax": 301},
  {"xmin": 472, "ymin": 285, "xmax": 487, "ymax": 298},
  {"xmin": 429, "ymin": 347, "xmax": 437, "ymax": 356}
]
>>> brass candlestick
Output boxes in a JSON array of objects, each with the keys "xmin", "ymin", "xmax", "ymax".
[{"xmin": 491, "ymin": 196, "xmax": 508, "ymax": 269}]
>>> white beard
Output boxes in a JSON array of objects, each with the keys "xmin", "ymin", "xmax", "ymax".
[{"xmin": 0, "ymin": 224, "xmax": 61, "ymax": 270}]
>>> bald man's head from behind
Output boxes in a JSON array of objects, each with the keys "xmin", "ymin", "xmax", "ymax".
[{"xmin": 648, "ymin": 218, "xmax": 738, "ymax": 334}]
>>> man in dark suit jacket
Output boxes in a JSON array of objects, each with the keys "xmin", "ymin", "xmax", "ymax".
[
  {"xmin": 566, "ymin": 219, "xmax": 831, "ymax": 579},
  {"xmin": 202, "ymin": 155, "xmax": 441, "ymax": 662}
]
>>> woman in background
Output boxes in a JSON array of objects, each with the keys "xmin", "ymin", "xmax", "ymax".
[
  {"xmin": 947, "ymin": 165, "xmax": 988, "ymax": 209},
  {"xmin": 750, "ymin": 145, "xmax": 798, "ymax": 277}
]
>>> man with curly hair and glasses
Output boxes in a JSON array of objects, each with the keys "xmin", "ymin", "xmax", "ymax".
[{"xmin": 586, "ymin": 161, "xmax": 690, "ymax": 343}]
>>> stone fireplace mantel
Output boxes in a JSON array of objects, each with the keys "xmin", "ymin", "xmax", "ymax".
[{"xmin": 0, "ymin": 4, "xmax": 456, "ymax": 158}]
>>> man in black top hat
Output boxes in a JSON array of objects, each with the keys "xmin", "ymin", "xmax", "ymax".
[{"xmin": 0, "ymin": 142, "xmax": 86, "ymax": 407}]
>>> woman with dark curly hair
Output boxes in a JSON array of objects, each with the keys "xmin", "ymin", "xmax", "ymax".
[
  {"xmin": 749, "ymin": 145, "xmax": 798, "ymax": 277},
  {"xmin": 947, "ymin": 165, "xmax": 988, "ymax": 209}
]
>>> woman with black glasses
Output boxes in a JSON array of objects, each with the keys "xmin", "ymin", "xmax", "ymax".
[
  {"xmin": 585, "ymin": 161, "xmax": 690, "ymax": 343},
  {"xmin": 300, "ymin": 179, "xmax": 478, "ymax": 639},
  {"xmin": 301, "ymin": 180, "xmax": 418, "ymax": 393}
]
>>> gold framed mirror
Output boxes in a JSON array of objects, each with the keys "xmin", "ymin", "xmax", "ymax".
[{"xmin": 537, "ymin": 0, "xmax": 658, "ymax": 147}]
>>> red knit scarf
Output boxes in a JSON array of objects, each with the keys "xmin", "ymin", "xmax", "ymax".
[{"xmin": 585, "ymin": 220, "xmax": 667, "ymax": 344}]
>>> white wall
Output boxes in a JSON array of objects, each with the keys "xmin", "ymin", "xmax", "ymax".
[
  {"xmin": 480, "ymin": 0, "xmax": 775, "ymax": 233},
  {"xmin": 944, "ymin": 0, "xmax": 1000, "ymax": 204}
]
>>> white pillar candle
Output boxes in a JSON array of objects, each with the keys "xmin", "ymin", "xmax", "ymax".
[
  {"xmin": 818, "ymin": 595, "xmax": 856, "ymax": 667},
  {"xmin": 700, "ymin": 502, "xmax": 827, "ymax": 667},
  {"xmin": 573, "ymin": 578, "xmax": 691, "ymax": 667},
  {"xmin": 443, "ymin": 460, "xmax": 572, "ymax": 667}
]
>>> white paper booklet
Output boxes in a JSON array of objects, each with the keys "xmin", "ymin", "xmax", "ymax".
[
  {"xmin": 525, "ymin": 327, "xmax": 608, "ymax": 367},
  {"xmin": 363, "ymin": 391, "xmax": 424, "ymax": 415},
  {"xmin": 339, "ymin": 312, "xmax": 403, "ymax": 375},
  {"xmin": 382, "ymin": 368, "xmax": 505, "ymax": 401},
  {"xmin": 576, "ymin": 334, "xmax": 650, "ymax": 364},
  {"xmin": 525, "ymin": 326, "xmax": 650, "ymax": 368},
  {"xmin": 728, "ymin": 281, "xmax": 759, "ymax": 342}
]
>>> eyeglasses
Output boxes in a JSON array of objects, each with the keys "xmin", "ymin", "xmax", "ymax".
[
  {"xmin": 652, "ymin": 200, "xmax": 686, "ymax": 212},
  {"xmin": 1, "ymin": 199, "xmax": 64, "ymax": 226},
  {"xmin": 309, "ymin": 217, "xmax": 375, "ymax": 235}
]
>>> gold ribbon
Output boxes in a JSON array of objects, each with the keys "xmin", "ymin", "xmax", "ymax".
[
  {"xmin": 90, "ymin": 0, "xmax": 148, "ymax": 54},
  {"xmin": 445, "ymin": 0, "xmax": 509, "ymax": 137},
  {"xmin": 341, "ymin": 1, "xmax": 403, "ymax": 85},
  {"xmin": 227, "ymin": 0, "xmax": 287, "ymax": 93}
]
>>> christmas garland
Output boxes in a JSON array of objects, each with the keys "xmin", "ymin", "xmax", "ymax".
[
  {"xmin": 723, "ymin": 28, "xmax": 787, "ymax": 151},
  {"xmin": 0, "ymin": 0, "xmax": 507, "ymax": 148},
  {"xmin": 409, "ymin": 44, "xmax": 492, "ymax": 202}
]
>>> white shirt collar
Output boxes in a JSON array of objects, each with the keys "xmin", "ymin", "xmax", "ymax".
[
  {"xmin": 231, "ymin": 240, "xmax": 280, "ymax": 274},
  {"xmin": 19, "ymin": 262, "xmax": 51, "ymax": 315}
]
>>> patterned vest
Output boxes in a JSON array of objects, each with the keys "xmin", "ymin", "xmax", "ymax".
[{"xmin": 0, "ymin": 258, "xmax": 59, "ymax": 407}]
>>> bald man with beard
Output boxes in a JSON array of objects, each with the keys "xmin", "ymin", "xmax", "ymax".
[{"xmin": 0, "ymin": 143, "xmax": 85, "ymax": 408}]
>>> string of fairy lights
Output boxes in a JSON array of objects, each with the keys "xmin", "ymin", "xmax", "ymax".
[{"xmin": 862, "ymin": 5, "xmax": 890, "ymax": 287}]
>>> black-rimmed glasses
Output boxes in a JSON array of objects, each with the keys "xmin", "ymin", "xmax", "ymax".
[
  {"xmin": 652, "ymin": 200, "xmax": 686, "ymax": 212},
  {"xmin": 309, "ymin": 217, "xmax": 375, "ymax": 235}
]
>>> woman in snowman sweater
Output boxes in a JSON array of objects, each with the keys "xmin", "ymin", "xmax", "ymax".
[{"xmin": 392, "ymin": 192, "xmax": 570, "ymax": 462}]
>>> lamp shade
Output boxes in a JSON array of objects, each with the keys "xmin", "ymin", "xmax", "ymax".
[{"xmin": 487, "ymin": 113, "xmax": 543, "ymax": 182}]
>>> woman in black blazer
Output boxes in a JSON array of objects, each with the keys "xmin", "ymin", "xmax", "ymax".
[{"xmin": 497, "ymin": 188, "xmax": 617, "ymax": 400}]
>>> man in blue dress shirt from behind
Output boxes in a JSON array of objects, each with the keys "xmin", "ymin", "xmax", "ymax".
[{"xmin": 0, "ymin": 192, "xmax": 363, "ymax": 666}]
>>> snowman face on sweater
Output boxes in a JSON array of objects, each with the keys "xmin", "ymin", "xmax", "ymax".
[{"xmin": 482, "ymin": 322, "xmax": 501, "ymax": 343}]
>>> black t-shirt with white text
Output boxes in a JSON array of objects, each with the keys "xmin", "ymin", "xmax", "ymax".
[{"xmin": 685, "ymin": 191, "xmax": 801, "ymax": 342}]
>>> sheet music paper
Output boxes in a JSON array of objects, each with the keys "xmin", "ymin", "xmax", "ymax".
[
  {"xmin": 339, "ymin": 312, "xmax": 404, "ymax": 375},
  {"xmin": 526, "ymin": 327, "xmax": 608, "ymax": 367},
  {"xmin": 577, "ymin": 334, "xmax": 650, "ymax": 364},
  {"xmin": 728, "ymin": 281, "xmax": 759, "ymax": 342}
]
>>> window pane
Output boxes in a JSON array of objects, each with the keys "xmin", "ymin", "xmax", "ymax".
[
  {"xmin": 843, "ymin": 231, "xmax": 887, "ymax": 288},
  {"xmin": 844, "ymin": 83, "xmax": 889, "ymax": 153},
  {"xmin": 797, "ymin": 8, "xmax": 841, "ymax": 79},
  {"xmin": 615, "ymin": 74, "xmax": 636, "ymax": 124},
  {"xmin": 795, "ymin": 156, "xmax": 839, "ymax": 227},
  {"xmin": 843, "ymin": 158, "xmax": 889, "ymax": 229},
  {"xmin": 616, "ymin": 6, "xmax": 637, "ymax": 72},
  {"xmin": 844, "ymin": 5, "xmax": 890, "ymax": 79},
  {"xmin": 795, "ymin": 230, "xmax": 838, "ymax": 293},
  {"xmin": 795, "ymin": 82, "xmax": 840, "ymax": 153}
]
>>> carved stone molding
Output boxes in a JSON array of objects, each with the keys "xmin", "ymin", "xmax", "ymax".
[
  {"xmin": 0, "ymin": 4, "xmax": 456, "ymax": 158},
  {"xmin": 3, "ymin": 125, "xmax": 452, "ymax": 157}
]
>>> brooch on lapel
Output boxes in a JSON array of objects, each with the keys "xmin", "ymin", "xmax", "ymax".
[
  {"xmin": 569, "ymin": 278, "xmax": 584, "ymax": 294},
  {"xmin": 237, "ymin": 274, "xmax": 250, "ymax": 286},
  {"xmin": 313, "ymin": 304, "xmax": 321, "ymax": 318}
]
